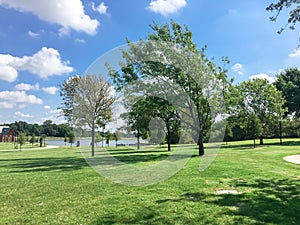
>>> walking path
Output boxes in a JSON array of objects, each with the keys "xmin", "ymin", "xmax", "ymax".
[
  {"xmin": 283, "ymin": 155, "xmax": 300, "ymax": 165},
  {"xmin": 0, "ymin": 145, "xmax": 59, "ymax": 152}
]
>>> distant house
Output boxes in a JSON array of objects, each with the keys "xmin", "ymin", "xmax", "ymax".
[{"xmin": 0, "ymin": 126, "xmax": 16, "ymax": 143}]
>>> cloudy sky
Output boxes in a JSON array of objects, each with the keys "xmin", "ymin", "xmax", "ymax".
[{"xmin": 0, "ymin": 0, "xmax": 299, "ymax": 125}]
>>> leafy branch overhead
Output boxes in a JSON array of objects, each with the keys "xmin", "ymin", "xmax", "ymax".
[{"xmin": 266, "ymin": 0, "xmax": 300, "ymax": 34}]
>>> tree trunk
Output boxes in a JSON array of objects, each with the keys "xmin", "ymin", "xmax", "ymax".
[
  {"xmin": 253, "ymin": 136, "xmax": 256, "ymax": 148},
  {"xmin": 137, "ymin": 128, "xmax": 140, "ymax": 150},
  {"xmin": 91, "ymin": 121, "xmax": 95, "ymax": 157},
  {"xmin": 167, "ymin": 125, "xmax": 171, "ymax": 152},
  {"xmin": 198, "ymin": 131, "xmax": 204, "ymax": 156},
  {"xmin": 279, "ymin": 120, "xmax": 282, "ymax": 145},
  {"xmin": 259, "ymin": 135, "xmax": 263, "ymax": 145},
  {"xmin": 102, "ymin": 127, "xmax": 105, "ymax": 147}
]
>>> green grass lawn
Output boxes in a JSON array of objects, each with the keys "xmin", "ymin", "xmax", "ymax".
[
  {"xmin": 0, "ymin": 139, "xmax": 299, "ymax": 225},
  {"xmin": 0, "ymin": 142, "xmax": 43, "ymax": 151}
]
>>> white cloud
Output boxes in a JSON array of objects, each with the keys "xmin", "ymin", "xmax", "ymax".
[
  {"xmin": 249, "ymin": 73, "xmax": 276, "ymax": 83},
  {"xmin": 15, "ymin": 83, "xmax": 39, "ymax": 91},
  {"xmin": 0, "ymin": 102, "xmax": 14, "ymax": 109},
  {"xmin": 75, "ymin": 38, "xmax": 86, "ymax": 43},
  {"xmin": 44, "ymin": 105, "xmax": 51, "ymax": 110},
  {"xmin": 0, "ymin": 47, "xmax": 73, "ymax": 81},
  {"xmin": 231, "ymin": 63, "xmax": 244, "ymax": 75},
  {"xmin": 0, "ymin": 54, "xmax": 18, "ymax": 82},
  {"xmin": 44, "ymin": 108, "xmax": 66, "ymax": 124},
  {"xmin": 12, "ymin": 47, "xmax": 74, "ymax": 78},
  {"xmin": 28, "ymin": 30, "xmax": 40, "ymax": 38},
  {"xmin": 147, "ymin": 0, "xmax": 187, "ymax": 16},
  {"xmin": 0, "ymin": 90, "xmax": 43, "ymax": 109},
  {"xmin": 289, "ymin": 48, "xmax": 300, "ymax": 58},
  {"xmin": 92, "ymin": 2, "xmax": 109, "ymax": 15},
  {"xmin": 42, "ymin": 86, "xmax": 59, "ymax": 95},
  {"xmin": 49, "ymin": 108, "xmax": 63, "ymax": 115},
  {"xmin": 0, "ymin": 0, "xmax": 99, "ymax": 35},
  {"xmin": 14, "ymin": 111, "xmax": 32, "ymax": 118}
]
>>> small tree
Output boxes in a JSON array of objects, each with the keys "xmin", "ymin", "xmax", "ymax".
[
  {"xmin": 39, "ymin": 136, "xmax": 43, "ymax": 147},
  {"xmin": 18, "ymin": 133, "xmax": 26, "ymax": 151},
  {"xmin": 69, "ymin": 132, "xmax": 75, "ymax": 147},
  {"xmin": 30, "ymin": 134, "xmax": 36, "ymax": 146},
  {"xmin": 64, "ymin": 136, "xmax": 68, "ymax": 145},
  {"xmin": 100, "ymin": 129, "xmax": 105, "ymax": 147},
  {"xmin": 224, "ymin": 123, "xmax": 233, "ymax": 144},
  {"xmin": 114, "ymin": 129, "xmax": 122, "ymax": 147},
  {"xmin": 245, "ymin": 114, "xmax": 263, "ymax": 148},
  {"xmin": 95, "ymin": 132, "xmax": 102, "ymax": 147},
  {"xmin": 71, "ymin": 75, "xmax": 115, "ymax": 156},
  {"xmin": 42, "ymin": 134, "xmax": 46, "ymax": 147},
  {"xmin": 106, "ymin": 130, "xmax": 113, "ymax": 147}
]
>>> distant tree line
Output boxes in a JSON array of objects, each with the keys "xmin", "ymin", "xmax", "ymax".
[{"xmin": 2, "ymin": 120, "xmax": 73, "ymax": 137}]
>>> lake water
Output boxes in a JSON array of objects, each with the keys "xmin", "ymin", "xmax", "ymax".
[{"xmin": 46, "ymin": 138, "xmax": 148, "ymax": 147}]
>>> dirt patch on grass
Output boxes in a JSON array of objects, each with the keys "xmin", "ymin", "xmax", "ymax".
[{"xmin": 283, "ymin": 155, "xmax": 300, "ymax": 165}]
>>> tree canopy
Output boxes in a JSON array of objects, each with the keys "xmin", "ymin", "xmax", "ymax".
[
  {"xmin": 109, "ymin": 21, "xmax": 229, "ymax": 156},
  {"xmin": 59, "ymin": 76, "xmax": 81, "ymax": 124},
  {"xmin": 231, "ymin": 78, "xmax": 286, "ymax": 145},
  {"xmin": 72, "ymin": 75, "xmax": 115, "ymax": 156},
  {"xmin": 122, "ymin": 96, "xmax": 180, "ymax": 151},
  {"xmin": 275, "ymin": 67, "xmax": 300, "ymax": 117}
]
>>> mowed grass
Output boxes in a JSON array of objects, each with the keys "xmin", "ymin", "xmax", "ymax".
[
  {"xmin": 0, "ymin": 139, "xmax": 299, "ymax": 225},
  {"xmin": 0, "ymin": 142, "xmax": 43, "ymax": 151}
]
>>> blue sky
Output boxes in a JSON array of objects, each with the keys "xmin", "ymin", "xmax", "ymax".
[{"xmin": 0, "ymin": 0, "xmax": 299, "ymax": 125}]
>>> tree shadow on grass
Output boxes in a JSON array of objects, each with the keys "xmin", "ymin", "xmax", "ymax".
[
  {"xmin": 156, "ymin": 192, "xmax": 205, "ymax": 204},
  {"xmin": 90, "ymin": 206, "xmax": 172, "ymax": 225},
  {"xmin": 112, "ymin": 153, "xmax": 170, "ymax": 164},
  {"xmin": 84, "ymin": 152, "xmax": 194, "ymax": 166},
  {"xmin": 221, "ymin": 143, "xmax": 257, "ymax": 150},
  {"xmin": 156, "ymin": 178, "xmax": 300, "ymax": 225},
  {"xmin": 0, "ymin": 157, "xmax": 88, "ymax": 172},
  {"xmin": 222, "ymin": 139, "xmax": 300, "ymax": 150},
  {"xmin": 267, "ymin": 140, "xmax": 300, "ymax": 146},
  {"xmin": 212, "ymin": 178, "xmax": 300, "ymax": 224},
  {"xmin": 107, "ymin": 149, "xmax": 170, "ymax": 155}
]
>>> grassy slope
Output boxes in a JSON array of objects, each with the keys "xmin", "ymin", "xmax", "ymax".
[{"xmin": 0, "ymin": 140, "xmax": 299, "ymax": 225}]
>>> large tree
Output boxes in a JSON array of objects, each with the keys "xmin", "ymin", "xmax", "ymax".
[
  {"xmin": 275, "ymin": 67, "xmax": 300, "ymax": 117},
  {"xmin": 72, "ymin": 75, "xmax": 115, "ymax": 156},
  {"xmin": 109, "ymin": 21, "xmax": 229, "ymax": 156},
  {"xmin": 234, "ymin": 78, "xmax": 286, "ymax": 145},
  {"xmin": 267, "ymin": 0, "xmax": 300, "ymax": 34}
]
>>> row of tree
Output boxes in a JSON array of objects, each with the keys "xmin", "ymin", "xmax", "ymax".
[
  {"xmin": 3, "ymin": 120, "xmax": 73, "ymax": 137},
  {"xmin": 120, "ymin": 68, "xmax": 300, "ymax": 149},
  {"xmin": 225, "ymin": 67, "xmax": 300, "ymax": 143},
  {"xmin": 59, "ymin": 20, "xmax": 299, "ymax": 157}
]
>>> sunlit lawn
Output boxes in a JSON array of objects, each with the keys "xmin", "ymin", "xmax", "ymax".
[
  {"xmin": 0, "ymin": 142, "xmax": 43, "ymax": 150},
  {"xmin": 0, "ymin": 139, "xmax": 299, "ymax": 224}
]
